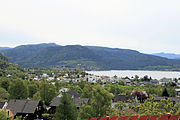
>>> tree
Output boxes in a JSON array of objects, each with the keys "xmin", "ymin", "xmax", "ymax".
[
  {"xmin": 0, "ymin": 87, "xmax": 9, "ymax": 100},
  {"xmin": 28, "ymin": 83, "xmax": 38, "ymax": 98},
  {"xmin": 81, "ymin": 84, "xmax": 94, "ymax": 98},
  {"xmin": 136, "ymin": 97, "xmax": 180, "ymax": 115},
  {"xmin": 76, "ymin": 68, "xmax": 82, "ymax": 76},
  {"xmin": 0, "ymin": 110, "xmax": 6, "ymax": 120},
  {"xmin": 0, "ymin": 78, "xmax": 11, "ymax": 91},
  {"xmin": 40, "ymin": 79, "xmax": 57, "ymax": 105},
  {"xmin": 114, "ymin": 101, "xmax": 127, "ymax": 110},
  {"xmin": 79, "ymin": 105, "xmax": 94, "ymax": 119},
  {"xmin": 131, "ymin": 90, "xmax": 148, "ymax": 103},
  {"xmin": 162, "ymin": 88, "xmax": 169, "ymax": 97},
  {"xmin": 33, "ymin": 91, "xmax": 41, "ymax": 100},
  {"xmin": 8, "ymin": 79, "xmax": 28, "ymax": 99},
  {"xmin": 54, "ymin": 92, "xmax": 78, "ymax": 120},
  {"xmin": 90, "ymin": 85, "xmax": 112, "ymax": 117}
]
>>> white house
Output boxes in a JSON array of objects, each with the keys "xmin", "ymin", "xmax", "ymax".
[
  {"xmin": 175, "ymin": 89, "xmax": 180, "ymax": 97},
  {"xmin": 159, "ymin": 78, "xmax": 172, "ymax": 85},
  {"xmin": 85, "ymin": 75, "xmax": 97, "ymax": 83}
]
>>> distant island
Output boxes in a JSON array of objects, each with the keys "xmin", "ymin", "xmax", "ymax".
[{"xmin": 1, "ymin": 43, "xmax": 180, "ymax": 71}]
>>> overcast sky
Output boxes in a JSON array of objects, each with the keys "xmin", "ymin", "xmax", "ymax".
[{"xmin": 0, "ymin": 0, "xmax": 180, "ymax": 53}]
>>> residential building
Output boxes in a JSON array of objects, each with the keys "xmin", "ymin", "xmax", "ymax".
[{"xmin": 7, "ymin": 99, "xmax": 44, "ymax": 120}]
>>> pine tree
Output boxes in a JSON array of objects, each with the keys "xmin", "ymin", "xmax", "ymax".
[
  {"xmin": 54, "ymin": 92, "xmax": 78, "ymax": 120},
  {"xmin": 162, "ymin": 88, "xmax": 169, "ymax": 97}
]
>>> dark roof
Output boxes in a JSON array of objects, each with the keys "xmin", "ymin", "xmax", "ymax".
[
  {"xmin": 50, "ymin": 96, "xmax": 60, "ymax": 107},
  {"xmin": 154, "ymin": 97, "xmax": 180, "ymax": 102},
  {"xmin": 0, "ymin": 102, "xmax": 5, "ymax": 109},
  {"xmin": 113, "ymin": 95, "xmax": 135, "ymax": 102},
  {"xmin": 67, "ymin": 90, "xmax": 81, "ymax": 98},
  {"xmin": 7, "ymin": 99, "xmax": 40, "ymax": 115},
  {"xmin": 50, "ymin": 96, "xmax": 89, "ymax": 107},
  {"xmin": 150, "ymin": 79, "xmax": 159, "ymax": 83}
]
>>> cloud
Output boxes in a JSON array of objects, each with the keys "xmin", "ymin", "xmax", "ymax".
[{"xmin": 0, "ymin": 0, "xmax": 180, "ymax": 53}]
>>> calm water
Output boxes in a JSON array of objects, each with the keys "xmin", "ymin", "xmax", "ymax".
[{"xmin": 86, "ymin": 70, "xmax": 180, "ymax": 80}]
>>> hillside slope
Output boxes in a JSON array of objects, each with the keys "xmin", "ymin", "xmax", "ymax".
[
  {"xmin": 0, "ymin": 53, "xmax": 25, "ymax": 77},
  {"xmin": 2, "ymin": 44, "xmax": 180, "ymax": 70}
]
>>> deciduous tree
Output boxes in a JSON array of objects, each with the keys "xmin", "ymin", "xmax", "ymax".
[
  {"xmin": 54, "ymin": 92, "xmax": 77, "ymax": 120},
  {"xmin": 8, "ymin": 79, "xmax": 28, "ymax": 99}
]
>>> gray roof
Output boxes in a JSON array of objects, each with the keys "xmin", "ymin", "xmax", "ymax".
[
  {"xmin": 150, "ymin": 79, "xmax": 159, "ymax": 84},
  {"xmin": 73, "ymin": 98, "xmax": 89, "ymax": 108},
  {"xmin": 50, "ymin": 96, "xmax": 60, "ymax": 107},
  {"xmin": 113, "ymin": 95, "xmax": 135, "ymax": 102},
  {"xmin": 7, "ymin": 99, "xmax": 39, "ymax": 115},
  {"xmin": 67, "ymin": 90, "xmax": 81, "ymax": 98},
  {"xmin": 50, "ymin": 96, "xmax": 89, "ymax": 107},
  {"xmin": 154, "ymin": 97, "xmax": 180, "ymax": 102}
]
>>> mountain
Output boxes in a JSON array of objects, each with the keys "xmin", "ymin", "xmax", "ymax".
[
  {"xmin": 2, "ymin": 43, "xmax": 59, "ymax": 63},
  {"xmin": 87, "ymin": 46, "xmax": 180, "ymax": 70},
  {"xmin": 0, "ymin": 53, "xmax": 25, "ymax": 77},
  {"xmin": 0, "ymin": 53, "xmax": 9, "ymax": 69},
  {"xmin": 0, "ymin": 47, "xmax": 11, "ymax": 52},
  {"xmin": 153, "ymin": 52, "xmax": 180, "ymax": 59},
  {"xmin": 1, "ymin": 43, "xmax": 180, "ymax": 70}
]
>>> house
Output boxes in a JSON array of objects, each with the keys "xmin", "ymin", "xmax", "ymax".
[
  {"xmin": 124, "ymin": 79, "xmax": 131, "ymax": 85},
  {"xmin": 47, "ymin": 77, "xmax": 54, "ymax": 81},
  {"xmin": 175, "ymin": 89, "xmax": 180, "ymax": 97},
  {"xmin": 7, "ymin": 99, "xmax": 44, "ymax": 120},
  {"xmin": 112, "ymin": 95, "xmax": 135, "ymax": 107},
  {"xmin": 0, "ymin": 101, "xmax": 8, "ymax": 109},
  {"xmin": 85, "ymin": 75, "xmax": 98, "ymax": 83},
  {"xmin": 49, "ymin": 90, "xmax": 89, "ymax": 114},
  {"xmin": 139, "ymin": 81, "xmax": 151, "ymax": 86},
  {"xmin": 73, "ymin": 97, "xmax": 89, "ymax": 109},
  {"xmin": 42, "ymin": 73, "xmax": 49, "ymax": 78},
  {"xmin": 67, "ymin": 90, "xmax": 81, "ymax": 98},
  {"xmin": 159, "ymin": 78, "xmax": 172, "ymax": 85},
  {"xmin": 150, "ymin": 79, "xmax": 159, "ymax": 85}
]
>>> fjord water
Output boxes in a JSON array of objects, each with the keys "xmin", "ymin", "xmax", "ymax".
[{"xmin": 86, "ymin": 70, "xmax": 180, "ymax": 80}]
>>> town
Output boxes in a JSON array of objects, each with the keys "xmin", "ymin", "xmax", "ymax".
[{"xmin": 0, "ymin": 65, "xmax": 180, "ymax": 120}]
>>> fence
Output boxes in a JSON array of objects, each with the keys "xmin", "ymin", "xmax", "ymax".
[{"xmin": 82, "ymin": 114, "xmax": 180, "ymax": 120}]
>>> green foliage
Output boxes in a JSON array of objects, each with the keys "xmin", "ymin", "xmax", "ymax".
[
  {"xmin": 90, "ymin": 85, "xmax": 112, "ymax": 117},
  {"xmin": 33, "ymin": 91, "xmax": 41, "ymax": 100},
  {"xmin": 40, "ymin": 79, "xmax": 57, "ymax": 105},
  {"xmin": 114, "ymin": 101, "xmax": 127, "ymax": 110},
  {"xmin": 8, "ymin": 79, "xmax": 28, "ymax": 99},
  {"xmin": 136, "ymin": 97, "xmax": 180, "ymax": 115},
  {"xmin": 0, "ymin": 87, "xmax": 9, "ymax": 100},
  {"xmin": 54, "ymin": 92, "xmax": 78, "ymax": 120},
  {"xmin": 81, "ymin": 84, "xmax": 94, "ymax": 98},
  {"xmin": 3, "ymin": 44, "xmax": 180, "ymax": 70},
  {"xmin": 0, "ymin": 110, "xmax": 6, "ymax": 120},
  {"xmin": 79, "ymin": 105, "xmax": 95, "ymax": 119},
  {"xmin": 0, "ymin": 78, "xmax": 11, "ymax": 91},
  {"xmin": 28, "ymin": 83, "xmax": 38, "ymax": 98}
]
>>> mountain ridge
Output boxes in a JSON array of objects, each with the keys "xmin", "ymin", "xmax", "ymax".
[
  {"xmin": 153, "ymin": 52, "xmax": 180, "ymax": 59},
  {"xmin": 1, "ymin": 43, "xmax": 180, "ymax": 70}
]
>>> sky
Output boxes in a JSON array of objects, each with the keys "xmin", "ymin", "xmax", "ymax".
[{"xmin": 0, "ymin": 0, "xmax": 180, "ymax": 53}]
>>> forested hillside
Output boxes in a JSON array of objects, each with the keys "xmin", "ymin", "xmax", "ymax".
[
  {"xmin": 0, "ymin": 53, "xmax": 26, "ymax": 78},
  {"xmin": 2, "ymin": 43, "xmax": 180, "ymax": 70}
]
